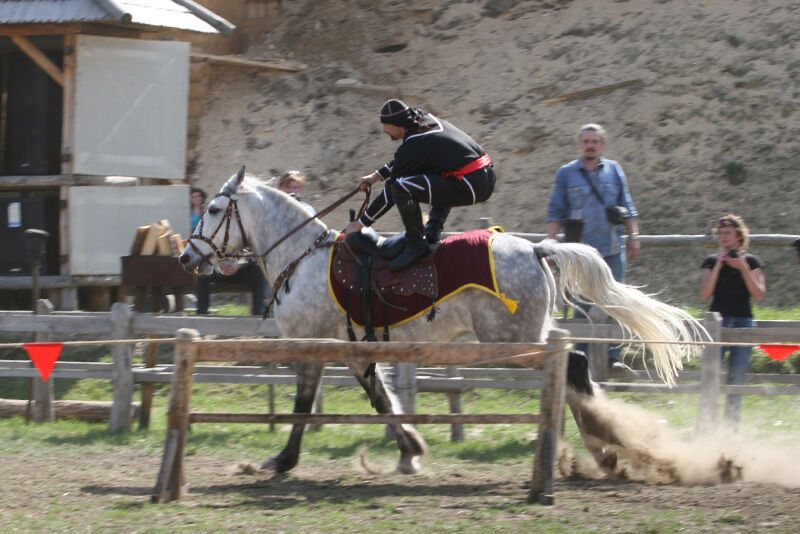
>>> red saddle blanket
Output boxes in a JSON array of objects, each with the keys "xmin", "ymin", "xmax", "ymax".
[{"xmin": 327, "ymin": 228, "xmax": 518, "ymax": 328}]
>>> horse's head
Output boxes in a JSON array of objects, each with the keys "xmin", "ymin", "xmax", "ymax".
[{"xmin": 179, "ymin": 166, "xmax": 250, "ymax": 275}]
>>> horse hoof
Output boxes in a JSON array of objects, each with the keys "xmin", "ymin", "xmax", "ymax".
[
  {"xmin": 396, "ymin": 455, "xmax": 422, "ymax": 475},
  {"xmin": 260, "ymin": 454, "xmax": 297, "ymax": 473}
]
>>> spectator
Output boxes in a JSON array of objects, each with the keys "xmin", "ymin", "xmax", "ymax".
[
  {"xmin": 700, "ymin": 214, "xmax": 766, "ymax": 428},
  {"xmin": 190, "ymin": 187, "xmax": 207, "ymax": 232},
  {"xmin": 545, "ymin": 123, "xmax": 640, "ymax": 368},
  {"xmin": 278, "ymin": 170, "xmax": 315, "ymax": 215}
]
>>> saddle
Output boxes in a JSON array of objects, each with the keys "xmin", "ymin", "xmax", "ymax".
[
  {"xmin": 332, "ymin": 228, "xmax": 438, "ymax": 341},
  {"xmin": 329, "ymin": 227, "xmax": 518, "ymax": 339}
]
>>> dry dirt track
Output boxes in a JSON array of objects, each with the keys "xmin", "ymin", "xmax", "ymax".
[{"xmin": 1, "ymin": 446, "xmax": 797, "ymax": 533}]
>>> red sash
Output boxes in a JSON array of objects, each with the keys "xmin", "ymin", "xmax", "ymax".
[{"xmin": 441, "ymin": 154, "xmax": 492, "ymax": 180}]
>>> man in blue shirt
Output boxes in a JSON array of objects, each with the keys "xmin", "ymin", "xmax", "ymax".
[{"xmin": 546, "ymin": 123, "xmax": 641, "ymax": 366}]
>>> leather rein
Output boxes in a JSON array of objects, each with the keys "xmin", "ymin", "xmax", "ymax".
[{"xmin": 187, "ymin": 184, "xmax": 371, "ymax": 309}]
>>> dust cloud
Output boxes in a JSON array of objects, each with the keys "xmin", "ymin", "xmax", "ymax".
[{"xmin": 561, "ymin": 391, "xmax": 800, "ymax": 487}]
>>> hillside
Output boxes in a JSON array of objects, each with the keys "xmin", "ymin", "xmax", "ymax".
[{"xmin": 191, "ymin": 0, "xmax": 799, "ymax": 306}]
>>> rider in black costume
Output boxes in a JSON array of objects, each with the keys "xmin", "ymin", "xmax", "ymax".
[{"xmin": 345, "ymin": 99, "xmax": 496, "ymax": 270}]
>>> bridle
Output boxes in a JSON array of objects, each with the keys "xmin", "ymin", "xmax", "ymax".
[
  {"xmin": 186, "ymin": 191, "xmax": 248, "ymax": 268},
  {"xmin": 187, "ymin": 183, "xmax": 371, "ymax": 274}
]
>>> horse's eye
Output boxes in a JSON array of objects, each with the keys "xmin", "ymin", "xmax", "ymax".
[{"xmin": 208, "ymin": 207, "xmax": 221, "ymax": 215}]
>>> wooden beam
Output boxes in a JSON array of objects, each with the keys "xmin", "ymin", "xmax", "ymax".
[
  {"xmin": 61, "ymin": 32, "xmax": 77, "ymax": 174},
  {"xmin": 10, "ymin": 35, "xmax": 64, "ymax": 86},
  {"xmin": 189, "ymin": 413, "xmax": 541, "ymax": 425},
  {"xmin": 0, "ymin": 399, "xmax": 139, "ymax": 422},
  {"xmin": 0, "ymin": 23, "xmax": 81, "ymax": 37},
  {"xmin": 541, "ymin": 79, "xmax": 643, "ymax": 105},
  {"xmin": 195, "ymin": 339, "xmax": 551, "ymax": 367},
  {"xmin": 191, "ymin": 53, "xmax": 305, "ymax": 72}
]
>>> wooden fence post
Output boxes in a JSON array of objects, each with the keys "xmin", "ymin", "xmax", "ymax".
[
  {"xmin": 447, "ymin": 366, "xmax": 464, "ymax": 442},
  {"xmin": 109, "ymin": 303, "xmax": 135, "ymax": 433},
  {"xmin": 696, "ymin": 312, "xmax": 722, "ymax": 435},
  {"xmin": 588, "ymin": 323, "xmax": 610, "ymax": 382},
  {"xmin": 153, "ymin": 328, "xmax": 198, "ymax": 503},
  {"xmin": 33, "ymin": 299, "xmax": 55, "ymax": 423},
  {"xmin": 267, "ymin": 362, "xmax": 276, "ymax": 432},
  {"xmin": 530, "ymin": 328, "xmax": 569, "ymax": 505}
]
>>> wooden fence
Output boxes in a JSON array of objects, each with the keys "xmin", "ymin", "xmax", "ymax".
[
  {"xmin": 1, "ymin": 303, "xmax": 799, "ymax": 437},
  {"xmin": 151, "ymin": 328, "xmax": 570, "ymax": 505}
]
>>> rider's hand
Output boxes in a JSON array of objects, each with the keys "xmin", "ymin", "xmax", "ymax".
[
  {"xmin": 345, "ymin": 220, "xmax": 365, "ymax": 235},
  {"xmin": 357, "ymin": 172, "xmax": 380, "ymax": 192}
]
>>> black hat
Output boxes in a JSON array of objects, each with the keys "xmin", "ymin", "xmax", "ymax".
[{"xmin": 380, "ymin": 99, "xmax": 413, "ymax": 127}]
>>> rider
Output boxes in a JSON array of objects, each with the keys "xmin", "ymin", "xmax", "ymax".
[{"xmin": 345, "ymin": 99, "xmax": 495, "ymax": 270}]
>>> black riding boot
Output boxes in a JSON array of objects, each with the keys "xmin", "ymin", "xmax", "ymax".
[
  {"xmin": 389, "ymin": 184, "xmax": 430, "ymax": 271},
  {"xmin": 424, "ymin": 206, "xmax": 451, "ymax": 245}
]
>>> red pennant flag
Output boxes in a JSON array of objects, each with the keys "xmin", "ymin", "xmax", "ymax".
[
  {"xmin": 758, "ymin": 344, "xmax": 800, "ymax": 362},
  {"xmin": 23, "ymin": 342, "xmax": 64, "ymax": 381}
]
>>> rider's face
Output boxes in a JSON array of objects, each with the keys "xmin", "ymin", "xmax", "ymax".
[{"xmin": 383, "ymin": 123, "xmax": 406, "ymax": 141}]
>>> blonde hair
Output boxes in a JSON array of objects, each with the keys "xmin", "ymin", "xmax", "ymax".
[
  {"xmin": 576, "ymin": 123, "xmax": 607, "ymax": 143},
  {"xmin": 278, "ymin": 170, "xmax": 307, "ymax": 190},
  {"xmin": 713, "ymin": 213, "xmax": 750, "ymax": 250}
]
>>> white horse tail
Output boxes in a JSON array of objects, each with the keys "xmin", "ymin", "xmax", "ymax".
[{"xmin": 534, "ymin": 239, "xmax": 707, "ymax": 386}]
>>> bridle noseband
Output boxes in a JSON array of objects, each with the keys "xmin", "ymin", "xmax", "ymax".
[{"xmin": 187, "ymin": 191, "xmax": 249, "ymax": 268}]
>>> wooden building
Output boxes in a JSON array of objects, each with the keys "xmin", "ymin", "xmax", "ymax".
[{"xmin": 0, "ymin": 0, "xmax": 238, "ymax": 309}]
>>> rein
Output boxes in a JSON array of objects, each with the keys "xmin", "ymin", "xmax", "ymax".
[{"xmin": 188, "ymin": 182, "xmax": 372, "ymax": 316}]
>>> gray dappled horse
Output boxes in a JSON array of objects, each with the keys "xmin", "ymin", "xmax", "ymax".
[{"xmin": 179, "ymin": 167, "xmax": 703, "ymax": 475}]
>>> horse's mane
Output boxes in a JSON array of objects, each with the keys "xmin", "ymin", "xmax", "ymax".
[{"xmin": 238, "ymin": 173, "xmax": 318, "ymax": 223}]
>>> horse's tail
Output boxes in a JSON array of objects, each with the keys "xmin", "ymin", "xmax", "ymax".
[{"xmin": 534, "ymin": 239, "xmax": 707, "ymax": 386}]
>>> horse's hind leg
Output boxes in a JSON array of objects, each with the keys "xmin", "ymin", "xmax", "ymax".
[
  {"xmin": 261, "ymin": 361, "xmax": 324, "ymax": 473},
  {"xmin": 346, "ymin": 362, "xmax": 428, "ymax": 474}
]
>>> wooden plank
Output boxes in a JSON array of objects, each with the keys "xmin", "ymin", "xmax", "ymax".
[
  {"xmin": 109, "ymin": 303, "xmax": 135, "ymax": 433},
  {"xmin": 723, "ymin": 385, "xmax": 800, "ymax": 396},
  {"xmin": 0, "ymin": 313, "xmax": 114, "ymax": 334},
  {"xmin": 722, "ymin": 327, "xmax": 800, "ymax": 343},
  {"xmin": 542, "ymin": 79, "xmax": 643, "ymax": 105},
  {"xmin": 447, "ymin": 366, "xmax": 464, "ymax": 442},
  {"xmin": 60, "ymin": 31, "xmax": 76, "ymax": 173},
  {"xmin": 131, "ymin": 315, "xmax": 281, "ymax": 337},
  {"xmin": 155, "ymin": 329, "xmax": 198, "ymax": 503},
  {"xmin": 599, "ymin": 383, "xmax": 701, "ymax": 393},
  {"xmin": 530, "ymin": 329, "xmax": 569, "ymax": 505},
  {"xmin": 696, "ymin": 313, "xmax": 722, "ymax": 434},
  {"xmin": 191, "ymin": 52, "xmax": 305, "ymax": 72},
  {"xmin": 138, "ymin": 339, "xmax": 159, "ymax": 430},
  {"xmin": 189, "ymin": 413, "xmax": 541, "ymax": 425},
  {"xmin": 9, "ymin": 35, "xmax": 64, "ymax": 86},
  {"xmin": 0, "ymin": 275, "xmax": 120, "ymax": 290},
  {"xmin": 0, "ymin": 23, "xmax": 82, "ymax": 37},
  {"xmin": 32, "ymin": 300, "xmax": 55, "ymax": 423},
  {"xmin": 10, "ymin": 35, "xmax": 64, "ymax": 87},
  {"xmin": 195, "ymin": 339, "xmax": 550, "ymax": 367},
  {"xmin": 0, "ymin": 399, "xmax": 139, "ymax": 422}
]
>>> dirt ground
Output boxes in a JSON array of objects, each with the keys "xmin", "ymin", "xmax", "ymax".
[{"xmin": 1, "ymin": 445, "xmax": 798, "ymax": 533}]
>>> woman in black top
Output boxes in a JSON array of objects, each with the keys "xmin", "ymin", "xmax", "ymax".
[{"xmin": 699, "ymin": 214, "xmax": 766, "ymax": 427}]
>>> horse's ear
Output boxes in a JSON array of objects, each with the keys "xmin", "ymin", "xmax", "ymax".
[{"xmin": 236, "ymin": 165, "xmax": 246, "ymax": 185}]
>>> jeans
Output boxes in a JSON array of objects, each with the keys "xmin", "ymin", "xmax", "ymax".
[
  {"xmin": 722, "ymin": 316, "xmax": 756, "ymax": 426},
  {"xmin": 576, "ymin": 251, "xmax": 626, "ymax": 364}
]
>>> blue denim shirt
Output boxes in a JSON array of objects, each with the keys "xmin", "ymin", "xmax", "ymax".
[{"xmin": 546, "ymin": 158, "xmax": 638, "ymax": 257}]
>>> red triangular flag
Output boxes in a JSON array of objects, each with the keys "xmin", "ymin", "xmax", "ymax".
[
  {"xmin": 758, "ymin": 344, "xmax": 800, "ymax": 362},
  {"xmin": 23, "ymin": 342, "xmax": 64, "ymax": 381}
]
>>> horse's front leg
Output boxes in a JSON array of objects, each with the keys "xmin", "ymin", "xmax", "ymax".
[
  {"xmin": 347, "ymin": 362, "xmax": 428, "ymax": 474},
  {"xmin": 261, "ymin": 361, "xmax": 324, "ymax": 473}
]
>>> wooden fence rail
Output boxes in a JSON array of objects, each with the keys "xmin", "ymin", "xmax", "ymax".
[
  {"xmin": 1, "ymin": 304, "xmax": 799, "ymax": 436},
  {"xmin": 151, "ymin": 328, "xmax": 570, "ymax": 505}
]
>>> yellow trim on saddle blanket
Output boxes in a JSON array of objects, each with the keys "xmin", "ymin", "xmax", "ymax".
[{"xmin": 327, "ymin": 227, "xmax": 519, "ymax": 328}]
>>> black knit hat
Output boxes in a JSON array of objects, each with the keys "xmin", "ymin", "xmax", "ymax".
[{"xmin": 380, "ymin": 99, "xmax": 414, "ymax": 127}]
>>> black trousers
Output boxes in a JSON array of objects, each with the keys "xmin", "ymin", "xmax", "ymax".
[
  {"xmin": 195, "ymin": 262, "xmax": 268, "ymax": 316},
  {"xmin": 359, "ymin": 166, "xmax": 495, "ymax": 226}
]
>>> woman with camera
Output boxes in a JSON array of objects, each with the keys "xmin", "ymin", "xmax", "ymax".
[{"xmin": 700, "ymin": 214, "xmax": 766, "ymax": 427}]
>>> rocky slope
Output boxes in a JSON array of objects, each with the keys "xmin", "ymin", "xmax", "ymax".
[{"xmin": 192, "ymin": 0, "xmax": 799, "ymax": 305}]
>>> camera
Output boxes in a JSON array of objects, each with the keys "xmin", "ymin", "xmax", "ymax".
[{"xmin": 727, "ymin": 249, "xmax": 739, "ymax": 259}]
